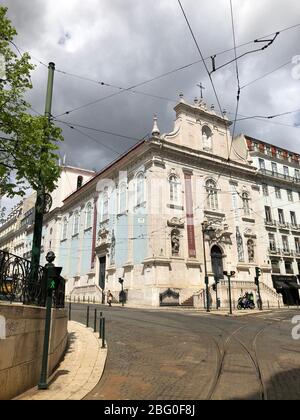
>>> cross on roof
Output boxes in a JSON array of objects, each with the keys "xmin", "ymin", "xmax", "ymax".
[{"xmin": 197, "ymin": 83, "xmax": 205, "ymax": 99}]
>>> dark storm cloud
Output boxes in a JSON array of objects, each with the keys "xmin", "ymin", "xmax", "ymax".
[{"xmin": 4, "ymin": 0, "xmax": 300, "ymax": 172}]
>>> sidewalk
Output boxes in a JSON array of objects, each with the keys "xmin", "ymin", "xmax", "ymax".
[
  {"xmin": 103, "ymin": 303, "xmax": 274, "ymax": 316},
  {"xmin": 16, "ymin": 321, "xmax": 107, "ymax": 400}
]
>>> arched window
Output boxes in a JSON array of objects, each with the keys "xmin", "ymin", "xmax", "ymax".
[
  {"xmin": 102, "ymin": 187, "xmax": 109, "ymax": 221},
  {"xmin": 247, "ymin": 239, "xmax": 255, "ymax": 263},
  {"xmin": 73, "ymin": 211, "xmax": 80, "ymax": 235},
  {"xmin": 136, "ymin": 173, "xmax": 145, "ymax": 206},
  {"xmin": 206, "ymin": 179, "xmax": 218, "ymax": 210},
  {"xmin": 202, "ymin": 126, "xmax": 213, "ymax": 151},
  {"xmin": 62, "ymin": 217, "xmax": 68, "ymax": 240},
  {"xmin": 119, "ymin": 183, "xmax": 127, "ymax": 214},
  {"xmin": 169, "ymin": 175, "xmax": 181, "ymax": 203},
  {"xmin": 85, "ymin": 202, "xmax": 93, "ymax": 229},
  {"xmin": 242, "ymin": 192, "xmax": 251, "ymax": 216}
]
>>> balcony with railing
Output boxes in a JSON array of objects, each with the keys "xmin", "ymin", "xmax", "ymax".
[
  {"xmin": 282, "ymin": 248, "xmax": 293, "ymax": 257},
  {"xmin": 0, "ymin": 250, "xmax": 65, "ymax": 308},
  {"xmin": 259, "ymin": 168, "xmax": 300, "ymax": 184},
  {"xmin": 268, "ymin": 247, "xmax": 281, "ymax": 256},
  {"xmin": 277, "ymin": 221, "xmax": 290, "ymax": 230},
  {"xmin": 265, "ymin": 219, "xmax": 277, "ymax": 228}
]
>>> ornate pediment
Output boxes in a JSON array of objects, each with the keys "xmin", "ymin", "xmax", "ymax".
[
  {"xmin": 97, "ymin": 222, "xmax": 111, "ymax": 249},
  {"xmin": 167, "ymin": 217, "xmax": 185, "ymax": 229},
  {"xmin": 244, "ymin": 228, "xmax": 257, "ymax": 239},
  {"xmin": 204, "ymin": 217, "xmax": 232, "ymax": 244}
]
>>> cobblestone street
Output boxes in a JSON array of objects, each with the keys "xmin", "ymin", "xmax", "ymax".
[{"xmin": 69, "ymin": 305, "xmax": 300, "ymax": 400}]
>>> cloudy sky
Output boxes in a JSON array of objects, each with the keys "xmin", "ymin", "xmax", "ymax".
[{"xmin": 4, "ymin": 0, "xmax": 300, "ymax": 176}]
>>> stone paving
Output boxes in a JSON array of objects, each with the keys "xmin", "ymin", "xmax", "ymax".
[
  {"xmin": 67, "ymin": 306, "xmax": 299, "ymax": 400},
  {"xmin": 16, "ymin": 321, "xmax": 107, "ymax": 400}
]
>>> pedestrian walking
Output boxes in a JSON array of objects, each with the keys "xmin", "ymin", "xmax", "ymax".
[{"xmin": 107, "ymin": 290, "xmax": 113, "ymax": 307}]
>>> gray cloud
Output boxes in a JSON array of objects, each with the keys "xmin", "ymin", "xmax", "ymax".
[{"xmin": 4, "ymin": 0, "xmax": 300, "ymax": 173}]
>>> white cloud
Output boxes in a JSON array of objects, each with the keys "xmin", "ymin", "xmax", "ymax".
[{"xmin": 4, "ymin": 0, "xmax": 300, "ymax": 171}]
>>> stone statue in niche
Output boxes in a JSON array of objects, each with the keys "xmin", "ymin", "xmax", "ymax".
[
  {"xmin": 171, "ymin": 229, "xmax": 180, "ymax": 256},
  {"xmin": 236, "ymin": 227, "xmax": 245, "ymax": 262}
]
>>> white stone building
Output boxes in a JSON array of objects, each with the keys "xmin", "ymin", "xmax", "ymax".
[
  {"xmin": 1, "ymin": 98, "xmax": 299, "ymax": 308},
  {"xmin": 53, "ymin": 98, "xmax": 290, "ymax": 308},
  {"xmin": 0, "ymin": 165, "xmax": 95, "ymax": 264},
  {"xmin": 233, "ymin": 135, "xmax": 300, "ymax": 306}
]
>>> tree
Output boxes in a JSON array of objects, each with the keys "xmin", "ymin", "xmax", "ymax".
[{"xmin": 0, "ymin": 6, "xmax": 63, "ymax": 200}]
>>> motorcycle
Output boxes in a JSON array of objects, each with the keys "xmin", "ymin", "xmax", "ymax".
[{"xmin": 237, "ymin": 297, "xmax": 255, "ymax": 310}]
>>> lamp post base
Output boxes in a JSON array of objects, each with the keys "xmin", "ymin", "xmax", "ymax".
[{"xmin": 38, "ymin": 382, "xmax": 48, "ymax": 390}]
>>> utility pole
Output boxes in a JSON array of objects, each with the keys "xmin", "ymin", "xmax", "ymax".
[
  {"xmin": 38, "ymin": 251, "xmax": 62, "ymax": 390},
  {"xmin": 223, "ymin": 271, "xmax": 235, "ymax": 315},
  {"xmin": 255, "ymin": 267, "xmax": 263, "ymax": 310},
  {"xmin": 202, "ymin": 223, "xmax": 210, "ymax": 313},
  {"xmin": 30, "ymin": 63, "xmax": 55, "ymax": 283}
]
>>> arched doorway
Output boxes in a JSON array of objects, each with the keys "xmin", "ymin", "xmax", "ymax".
[{"xmin": 211, "ymin": 245, "xmax": 224, "ymax": 280}]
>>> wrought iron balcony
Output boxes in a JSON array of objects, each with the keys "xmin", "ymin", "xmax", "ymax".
[
  {"xmin": 282, "ymin": 249, "xmax": 292, "ymax": 257},
  {"xmin": 0, "ymin": 250, "xmax": 65, "ymax": 308},
  {"xmin": 259, "ymin": 169, "xmax": 300, "ymax": 184},
  {"xmin": 277, "ymin": 221, "xmax": 290, "ymax": 230},
  {"xmin": 268, "ymin": 247, "xmax": 281, "ymax": 256},
  {"xmin": 265, "ymin": 219, "xmax": 277, "ymax": 227}
]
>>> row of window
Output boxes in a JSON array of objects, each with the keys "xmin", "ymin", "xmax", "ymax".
[
  {"xmin": 271, "ymin": 260, "xmax": 300, "ymax": 275},
  {"xmin": 265, "ymin": 206, "xmax": 298, "ymax": 226},
  {"xmin": 269, "ymin": 233, "xmax": 300, "ymax": 254},
  {"xmin": 60, "ymin": 178, "xmax": 253, "ymax": 241},
  {"xmin": 262, "ymin": 184, "xmax": 299, "ymax": 202},
  {"xmin": 61, "ymin": 202, "xmax": 93, "ymax": 240},
  {"xmin": 259, "ymin": 158, "xmax": 300, "ymax": 179}
]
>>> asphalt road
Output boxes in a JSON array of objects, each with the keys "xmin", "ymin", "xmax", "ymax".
[{"xmin": 68, "ymin": 304, "xmax": 300, "ymax": 400}]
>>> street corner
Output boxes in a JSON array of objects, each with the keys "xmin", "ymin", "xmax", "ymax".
[{"xmin": 16, "ymin": 321, "xmax": 107, "ymax": 400}]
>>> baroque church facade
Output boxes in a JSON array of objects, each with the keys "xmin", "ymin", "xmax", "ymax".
[
  {"xmin": 58, "ymin": 97, "xmax": 286, "ymax": 308},
  {"xmin": 2, "ymin": 97, "xmax": 299, "ymax": 308}
]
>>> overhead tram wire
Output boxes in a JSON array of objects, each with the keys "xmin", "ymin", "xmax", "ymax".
[
  {"xmin": 177, "ymin": 0, "xmax": 225, "ymax": 120},
  {"xmin": 52, "ymin": 22, "xmax": 300, "ymax": 93},
  {"xmin": 53, "ymin": 118, "xmax": 144, "ymax": 143},
  {"xmin": 236, "ymin": 108, "xmax": 300, "ymax": 123},
  {"xmin": 241, "ymin": 59, "xmax": 292, "ymax": 90},
  {"xmin": 52, "ymin": 56, "xmax": 300, "ymax": 124},
  {"xmin": 177, "ymin": 0, "xmax": 239, "ymax": 200},
  {"xmin": 58, "ymin": 123, "xmax": 123, "ymax": 156},
  {"xmin": 52, "ymin": 22, "xmax": 300, "ymax": 119},
  {"xmin": 228, "ymin": 0, "xmax": 242, "ymax": 161}
]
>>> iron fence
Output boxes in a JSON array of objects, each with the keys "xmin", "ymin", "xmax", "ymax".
[{"xmin": 0, "ymin": 250, "xmax": 65, "ymax": 308}]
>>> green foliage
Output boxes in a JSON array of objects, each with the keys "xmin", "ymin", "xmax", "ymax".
[{"xmin": 0, "ymin": 6, "xmax": 63, "ymax": 198}]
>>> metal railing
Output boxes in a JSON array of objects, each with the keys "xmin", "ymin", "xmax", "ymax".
[
  {"xmin": 259, "ymin": 169, "xmax": 300, "ymax": 184},
  {"xmin": 0, "ymin": 250, "xmax": 65, "ymax": 308}
]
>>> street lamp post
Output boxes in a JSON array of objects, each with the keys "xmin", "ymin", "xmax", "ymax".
[
  {"xmin": 223, "ymin": 271, "xmax": 235, "ymax": 315},
  {"xmin": 202, "ymin": 222, "xmax": 213, "ymax": 313}
]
